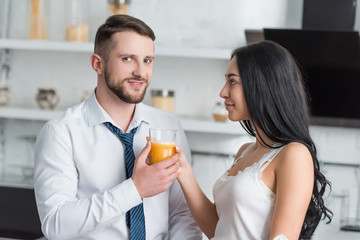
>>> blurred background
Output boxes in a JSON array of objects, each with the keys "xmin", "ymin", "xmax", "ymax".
[{"xmin": 0, "ymin": 0, "xmax": 359, "ymax": 239}]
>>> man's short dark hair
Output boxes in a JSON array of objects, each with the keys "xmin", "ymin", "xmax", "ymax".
[{"xmin": 94, "ymin": 14, "xmax": 156, "ymax": 60}]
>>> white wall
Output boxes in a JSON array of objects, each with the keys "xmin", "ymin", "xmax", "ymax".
[{"xmin": 1, "ymin": 0, "xmax": 360, "ymax": 239}]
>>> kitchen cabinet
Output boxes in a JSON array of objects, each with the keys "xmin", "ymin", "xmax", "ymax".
[
  {"xmin": 0, "ymin": 38, "xmax": 241, "ymax": 134},
  {"xmin": 0, "ymin": 38, "xmax": 247, "ymax": 189}
]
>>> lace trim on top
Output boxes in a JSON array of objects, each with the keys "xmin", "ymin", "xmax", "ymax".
[
  {"xmin": 232, "ymin": 142, "xmax": 255, "ymax": 167},
  {"xmin": 232, "ymin": 142, "xmax": 284, "ymax": 173}
]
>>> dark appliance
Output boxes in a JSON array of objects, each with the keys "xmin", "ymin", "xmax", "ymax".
[
  {"xmin": 0, "ymin": 187, "xmax": 43, "ymax": 239},
  {"xmin": 303, "ymin": 0, "xmax": 357, "ymax": 31},
  {"xmin": 263, "ymin": 28, "xmax": 360, "ymax": 128}
]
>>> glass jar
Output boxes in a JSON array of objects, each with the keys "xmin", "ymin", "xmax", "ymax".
[
  {"xmin": 65, "ymin": 0, "xmax": 88, "ymax": 42},
  {"xmin": 28, "ymin": 0, "xmax": 48, "ymax": 40},
  {"xmin": 108, "ymin": 0, "xmax": 131, "ymax": 15},
  {"xmin": 212, "ymin": 102, "xmax": 228, "ymax": 122},
  {"xmin": 0, "ymin": 86, "xmax": 11, "ymax": 106},
  {"xmin": 151, "ymin": 89, "xmax": 175, "ymax": 113},
  {"xmin": 0, "ymin": 53, "xmax": 11, "ymax": 106},
  {"xmin": 36, "ymin": 88, "xmax": 59, "ymax": 110}
]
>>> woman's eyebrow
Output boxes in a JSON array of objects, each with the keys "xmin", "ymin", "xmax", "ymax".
[{"xmin": 225, "ymin": 73, "xmax": 240, "ymax": 78}]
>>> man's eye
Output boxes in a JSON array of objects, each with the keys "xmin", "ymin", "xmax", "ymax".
[
  {"xmin": 144, "ymin": 59, "xmax": 152, "ymax": 64},
  {"xmin": 123, "ymin": 57, "xmax": 132, "ymax": 61}
]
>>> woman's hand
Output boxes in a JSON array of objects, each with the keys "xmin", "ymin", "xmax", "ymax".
[
  {"xmin": 174, "ymin": 145, "xmax": 192, "ymax": 180},
  {"xmin": 174, "ymin": 146, "xmax": 219, "ymax": 239}
]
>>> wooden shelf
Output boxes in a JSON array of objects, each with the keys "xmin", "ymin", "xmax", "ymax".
[{"xmin": 0, "ymin": 38, "xmax": 232, "ymax": 59}]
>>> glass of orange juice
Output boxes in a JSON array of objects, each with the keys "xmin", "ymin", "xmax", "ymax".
[{"xmin": 149, "ymin": 128, "xmax": 177, "ymax": 165}]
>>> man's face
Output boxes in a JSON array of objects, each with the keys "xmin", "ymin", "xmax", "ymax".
[{"xmin": 104, "ymin": 31, "xmax": 154, "ymax": 104}]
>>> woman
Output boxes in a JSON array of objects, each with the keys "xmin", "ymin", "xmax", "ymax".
[{"xmin": 176, "ymin": 41, "xmax": 332, "ymax": 240}]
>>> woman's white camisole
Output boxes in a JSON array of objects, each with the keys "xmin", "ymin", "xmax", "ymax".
[{"xmin": 211, "ymin": 143, "xmax": 285, "ymax": 240}]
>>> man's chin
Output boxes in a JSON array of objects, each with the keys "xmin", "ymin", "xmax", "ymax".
[
  {"xmin": 108, "ymin": 83, "xmax": 148, "ymax": 104},
  {"xmin": 125, "ymin": 98, "xmax": 143, "ymax": 104},
  {"xmin": 119, "ymin": 92, "xmax": 146, "ymax": 104}
]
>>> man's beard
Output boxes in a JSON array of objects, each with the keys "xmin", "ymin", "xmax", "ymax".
[{"xmin": 104, "ymin": 68, "xmax": 148, "ymax": 104}]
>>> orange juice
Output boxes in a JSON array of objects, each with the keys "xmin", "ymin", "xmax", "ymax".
[{"xmin": 149, "ymin": 141, "xmax": 176, "ymax": 165}]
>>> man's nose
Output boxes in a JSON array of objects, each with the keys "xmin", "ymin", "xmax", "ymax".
[{"xmin": 132, "ymin": 62, "xmax": 146, "ymax": 79}]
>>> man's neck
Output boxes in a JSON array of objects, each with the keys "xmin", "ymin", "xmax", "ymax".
[{"xmin": 95, "ymin": 87, "xmax": 136, "ymax": 132}]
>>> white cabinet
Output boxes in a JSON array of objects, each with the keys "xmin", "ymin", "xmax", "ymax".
[
  {"xmin": 0, "ymin": 38, "xmax": 240, "ymax": 134},
  {"xmin": 0, "ymin": 39, "xmax": 246, "ymax": 188}
]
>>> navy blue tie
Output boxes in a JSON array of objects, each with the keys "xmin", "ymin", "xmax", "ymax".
[{"xmin": 104, "ymin": 122, "xmax": 145, "ymax": 240}]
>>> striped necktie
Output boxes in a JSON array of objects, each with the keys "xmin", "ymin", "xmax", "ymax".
[{"xmin": 104, "ymin": 122, "xmax": 145, "ymax": 240}]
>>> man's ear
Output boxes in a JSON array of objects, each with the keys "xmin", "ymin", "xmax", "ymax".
[{"xmin": 90, "ymin": 54, "xmax": 104, "ymax": 74}]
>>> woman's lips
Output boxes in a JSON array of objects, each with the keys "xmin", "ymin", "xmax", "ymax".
[{"xmin": 225, "ymin": 102, "xmax": 235, "ymax": 110}]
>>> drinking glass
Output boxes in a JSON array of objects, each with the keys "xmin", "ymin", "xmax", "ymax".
[{"xmin": 148, "ymin": 128, "xmax": 177, "ymax": 165}]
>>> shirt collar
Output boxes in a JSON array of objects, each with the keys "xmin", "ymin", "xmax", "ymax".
[{"xmin": 85, "ymin": 90, "xmax": 149, "ymax": 131}]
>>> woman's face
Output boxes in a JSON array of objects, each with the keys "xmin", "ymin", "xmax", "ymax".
[{"xmin": 220, "ymin": 56, "xmax": 249, "ymax": 121}]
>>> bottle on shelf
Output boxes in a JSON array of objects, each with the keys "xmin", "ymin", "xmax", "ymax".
[
  {"xmin": 28, "ymin": 0, "xmax": 48, "ymax": 40},
  {"xmin": 65, "ymin": 0, "xmax": 89, "ymax": 42},
  {"xmin": 0, "ymin": 86, "xmax": 11, "ymax": 107},
  {"xmin": 0, "ymin": 0, "xmax": 10, "ymax": 39},
  {"xmin": 108, "ymin": 0, "xmax": 131, "ymax": 15},
  {"xmin": 0, "ymin": 51, "xmax": 11, "ymax": 106},
  {"xmin": 212, "ymin": 101, "xmax": 228, "ymax": 122},
  {"xmin": 151, "ymin": 89, "xmax": 175, "ymax": 113}
]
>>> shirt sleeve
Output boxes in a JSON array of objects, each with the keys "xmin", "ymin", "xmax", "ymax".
[
  {"xmin": 34, "ymin": 123, "xmax": 142, "ymax": 240},
  {"xmin": 168, "ymin": 119, "xmax": 202, "ymax": 240}
]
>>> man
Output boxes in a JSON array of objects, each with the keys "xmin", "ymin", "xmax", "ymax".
[{"xmin": 34, "ymin": 15, "xmax": 201, "ymax": 240}]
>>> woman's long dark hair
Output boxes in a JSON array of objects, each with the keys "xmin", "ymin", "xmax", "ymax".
[{"xmin": 232, "ymin": 40, "xmax": 333, "ymax": 239}]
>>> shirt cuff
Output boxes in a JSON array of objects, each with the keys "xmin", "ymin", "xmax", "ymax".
[{"xmin": 110, "ymin": 178, "xmax": 143, "ymax": 213}]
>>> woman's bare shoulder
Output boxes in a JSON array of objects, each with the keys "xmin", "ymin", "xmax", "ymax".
[
  {"xmin": 276, "ymin": 142, "xmax": 314, "ymax": 175},
  {"xmin": 281, "ymin": 142, "xmax": 312, "ymax": 158}
]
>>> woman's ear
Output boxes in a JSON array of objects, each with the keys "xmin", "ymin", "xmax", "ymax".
[{"xmin": 90, "ymin": 54, "xmax": 104, "ymax": 74}]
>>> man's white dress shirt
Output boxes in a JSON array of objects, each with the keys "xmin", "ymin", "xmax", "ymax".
[{"xmin": 34, "ymin": 93, "xmax": 201, "ymax": 240}]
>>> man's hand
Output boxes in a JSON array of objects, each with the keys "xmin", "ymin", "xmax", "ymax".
[{"xmin": 132, "ymin": 141, "xmax": 180, "ymax": 198}]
